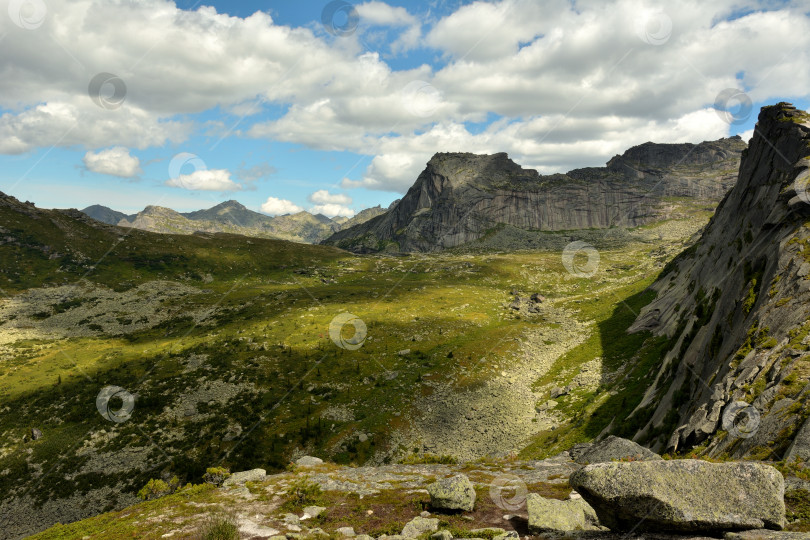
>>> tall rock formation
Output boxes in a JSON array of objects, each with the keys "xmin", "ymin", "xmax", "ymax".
[
  {"xmin": 323, "ymin": 137, "xmax": 746, "ymax": 252},
  {"xmin": 626, "ymin": 103, "xmax": 810, "ymax": 459}
]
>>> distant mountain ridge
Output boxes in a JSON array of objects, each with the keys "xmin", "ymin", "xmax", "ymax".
[
  {"xmin": 80, "ymin": 200, "xmax": 386, "ymax": 244},
  {"xmin": 322, "ymin": 136, "xmax": 747, "ymax": 252}
]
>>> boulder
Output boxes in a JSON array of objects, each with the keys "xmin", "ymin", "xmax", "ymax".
[
  {"xmin": 526, "ymin": 493, "xmax": 600, "ymax": 532},
  {"xmin": 567, "ymin": 442, "xmax": 593, "ymax": 462},
  {"xmin": 427, "ymin": 474, "xmax": 476, "ymax": 512},
  {"xmin": 724, "ymin": 532, "xmax": 810, "ymax": 539},
  {"xmin": 335, "ymin": 527, "xmax": 356, "ymax": 537},
  {"xmin": 401, "ymin": 516, "xmax": 439, "ymax": 538},
  {"xmin": 302, "ymin": 506, "xmax": 327, "ymax": 519},
  {"xmin": 430, "ymin": 531, "xmax": 452, "ymax": 540},
  {"xmin": 295, "ymin": 456, "xmax": 324, "ymax": 467},
  {"xmin": 31, "ymin": 428, "xmax": 43, "ymax": 440},
  {"xmin": 573, "ymin": 435, "xmax": 662, "ymax": 464},
  {"xmin": 570, "ymin": 460, "xmax": 786, "ymax": 533},
  {"xmin": 222, "ymin": 468, "xmax": 266, "ymax": 486}
]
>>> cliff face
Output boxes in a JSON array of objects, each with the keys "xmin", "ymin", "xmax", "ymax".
[
  {"xmin": 626, "ymin": 103, "xmax": 810, "ymax": 459},
  {"xmin": 323, "ymin": 137, "xmax": 746, "ymax": 252}
]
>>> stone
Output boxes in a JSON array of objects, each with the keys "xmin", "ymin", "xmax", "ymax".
[
  {"xmin": 550, "ymin": 386, "xmax": 567, "ymax": 399},
  {"xmin": 335, "ymin": 527, "xmax": 356, "ymax": 537},
  {"xmin": 725, "ymin": 532, "xmax": 810, "ymax": 539},
  {"xmin": 431, "ymin": 531, "xmax": 453, "ymax": 540},
  {"xmin": 401, "ymin": 516, "xmax": 439, "ymax": 538},
  {"xmin": 570, "ymin": 460, "xmax": 786, "ymax": 532},
  {"xmin": 526, "ymin": 493, "xmax": 600, "ymax": 532},
  {"xmin": 30, "ymin": 428, "xmax": 42, "ymax": 441},
  {"xmin": 493, "ymin": 533, "xmax": 519, "ymax": 540},
  {"xmin": 302, "ymin": 506, "xmax": 326, "ymax": 519},
  {"xmin": 427, "ymin": 474, "xmax": 476, "ymax": 512},
  {"xmin": 398, "ymin": 349, "xmax": 411, "ymax": 356},
  {"xmin": 355, "ymin": 536, "xmax": 374, "ymax": 540},
  {"xmin": 222, "ymin": 468, "xmax": 266, "ymax": 486},
  {"xmin": 572, "ymin": 435, "xmax": 662, "ymax": 464},
  {"xmin": 530, "ymin": 293, "xmax": 545, "ymax": 303},
  {"xmin": 567, "ymin": 442, "xmax": 593, "ymax": 462},
  {"xmin": 295, "ymin": 456, "xmax": 324, "ymax": 467}
]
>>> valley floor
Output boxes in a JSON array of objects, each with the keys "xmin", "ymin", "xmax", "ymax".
[{"xmin": 0, "ymin": 216, "xmax": 709, "ymax": 537}]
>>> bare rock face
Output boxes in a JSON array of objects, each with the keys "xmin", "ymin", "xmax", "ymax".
[
  {"xmin": 623, "ymin": 103, "xmax": 810, "ymax": 459},
  {"xmin": 570, "ymin": 460, "xmax": 786, "ymax": 533},
  {"xmin": 323, "ymin": 137, "xmax": 746, "ymax": 252}
]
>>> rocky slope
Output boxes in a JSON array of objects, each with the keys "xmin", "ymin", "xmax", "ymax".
[
  {"xmin": 322, "ymin": 137, "xmax": 746, "ymax": 252},
  {"xmin": 82, "ymin": 200, "xmax": 385, "ymax": 244},
  {"xmin": 624, "ymin": 103, "xmax": 810, "ymax": 459}
]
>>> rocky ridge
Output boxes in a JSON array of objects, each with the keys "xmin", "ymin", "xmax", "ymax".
[
  {"xmin": 623, "ymin": 103, "xmax": 810, "ymax": 458},
  {"xmin": 82, "ymin": 200, "xmax": 385, "ymax": 244},
  {"xmin": 322, "ymin": 137, "xmax": 746, "ymax": 253}
]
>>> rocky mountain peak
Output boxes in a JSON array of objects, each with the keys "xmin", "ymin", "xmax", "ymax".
[{"xmin": 324, "ymin": 136, "xmax": 747, "ymax": 252}]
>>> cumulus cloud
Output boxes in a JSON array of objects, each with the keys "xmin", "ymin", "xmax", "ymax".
[
  {"xmin": 260, "ymin": 197, "xmax": 304, "ymax": 216},
  {"xmin": 1, "ymin": 0, "xmax": 809, "ymax": 195},
  {"xmin": 82, "ymin": 147, "xmax": 141, "ymax": 178},
  {"xmin": 308, "ymin": 190, "xmax": 352, "ymax": 205},
  {"xmin": 311, "ymin": 204, "xmax": 356, "ymax": 218},
  {"xmin": 166, "ymin": 170, "xmax": 241, "ymax": 191}
]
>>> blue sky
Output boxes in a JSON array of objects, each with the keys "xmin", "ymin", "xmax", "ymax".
[{"xmin": 1, "ymin": 0, "xmax": 808, "ymax": 217}]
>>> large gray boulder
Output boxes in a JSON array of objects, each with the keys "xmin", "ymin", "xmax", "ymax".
[
  {"xmin": 570, "ymin": 460, "xmax": 786, "ymax": 533},
  {"xmin": 222, "ymin": 468, "xmax": 266, "ymax": 486},
  {"xmin": 526, "ymin": 493, "xmax": 600, "ymax": 532},
  {"xmin": 401, "ymin": 516, "xmax": 439, "ymax": 538},
  {"xmin": 573, "ymin": 435, "xmax": 661, "ymax": 464},
  {"xmin": 427, "ymin": 474, "xmax": 476, "ymax": 512}
]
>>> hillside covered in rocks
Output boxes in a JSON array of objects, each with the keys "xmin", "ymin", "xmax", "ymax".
[{"xmin": 322, "ymin": 137, "xmax": 746, "ymax": 253}]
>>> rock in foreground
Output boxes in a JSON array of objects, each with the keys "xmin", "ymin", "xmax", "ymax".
[
  {"xmin": 572, "ymin": 436, "xmax": 662, "ymax": 464},
  {"xmin": 570, "ymin": 460, "xmax": 785, "ymax": 533},
  {"xmin": 526, "ymin": 493, "xmax": 601, "ymax": 532},
  {"xmin": 427, "ymin": 474, "xmax": 476, "ymax": 512}
]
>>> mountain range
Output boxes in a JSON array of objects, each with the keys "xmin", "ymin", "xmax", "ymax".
[{"xmin": 81, "ymin": 200, "xmax": 388, "ymax": 244}]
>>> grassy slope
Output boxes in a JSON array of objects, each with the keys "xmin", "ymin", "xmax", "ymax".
[{"xmin": 0, "ymin": 197, "xmax": 714, "ymax": 536}]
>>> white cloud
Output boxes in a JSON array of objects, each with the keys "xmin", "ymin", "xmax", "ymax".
[
  {"xmin": 260, "ymin": 196, "xmax": 304, "ymax": 216},
  {"xmin": 311, "ymin": 203, "xmax": 356, "ymax": 218},
  {"xmin": 1, "ymin": 0, "xmax": 809, "ymax": 195},
  {"xmin": 308, "ymin": 189, "xmax": 352, "ymax": 205},
  {"xmin": 356, "ymin": 2, "xmax": 419, "ymax": 27},
  {"xmin": 82, "ymin": 147, "xmax": 141, "ymax": 178},
  {"xmin": 166, "ymin": 169, "xmax": 241, "ymax": 191}
]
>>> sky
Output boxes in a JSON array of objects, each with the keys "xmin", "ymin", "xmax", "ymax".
[{"xmin": 0, "ymin": 0, "xmax": 809, "ymax": 217}]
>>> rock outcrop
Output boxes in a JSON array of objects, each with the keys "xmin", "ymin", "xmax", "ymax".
[
  {"xmin": 323, "ymin": 137, "xmax": 746, "ymax": 252},
  {"xmin": 570, "ymin": 460, "xmax": 786, "ymax": 533},
  {"xmin": 573, "ymin": 435, "xmax": 663, "ymax": 464},
  {"xmin": 622, "ymin": 104, "xmax": 810, "ymax": 459}
]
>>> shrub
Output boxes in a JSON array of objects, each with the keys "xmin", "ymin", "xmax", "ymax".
[
  {"xmin": 198, "ymin": 512, "xmax": 239, "ymax": 540},
  {"xmin": 137, "ymin": 476, "xmax": 181, "ymax": 500},
  {"xmin": 203, "ymin": 467, "xmax": 231, "ymax": 486},
  {"xmin": 282, "ymin": 477, "xmax": 324, "ymax": 511},
  {"xmin": 137, "ymin": 479, "xmax": 170, "ymax": 501}
]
